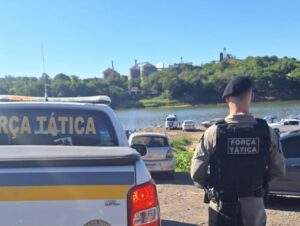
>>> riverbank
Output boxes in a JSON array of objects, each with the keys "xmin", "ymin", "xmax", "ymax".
[{"xmin": 115, "ymin": 97, "xmax": 300, "ymax": 110}]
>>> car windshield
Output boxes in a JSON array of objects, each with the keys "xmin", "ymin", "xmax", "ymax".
[
  {"xmin": 279, "ymin": 119, "xmax": 286, "ymax": 124},
  {"xmin": 166, "ymin": 118, "xmax": 176, "ymax": 122},
  {"xmin": 132, "ymin": 136, "xmax": 169, "ymax": 147},
  {"xmin": 184, "ymin": 121, "xmax": 193, "ymax": 125},
  {"xmin": 0, "ymin": 107, "xmax": 118, "ymax": 146}
]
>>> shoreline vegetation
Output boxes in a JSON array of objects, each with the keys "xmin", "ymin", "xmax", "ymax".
[
  {"xmin": 122, "ymin": 97, "xmax": 300, "ymax": 110},
  {"xmin": 2, "ymin": 56, "xmax": 300, "ymax": 109}
]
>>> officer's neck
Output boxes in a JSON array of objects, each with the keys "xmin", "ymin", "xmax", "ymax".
[{"xmin": 229, "ymin": 105, "xmax": 249, "ymax": 115}]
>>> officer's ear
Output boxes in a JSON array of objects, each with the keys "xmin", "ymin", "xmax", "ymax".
[{"xmin": 225, "ymin": 96, "xmax": 230, "ymax": 103}]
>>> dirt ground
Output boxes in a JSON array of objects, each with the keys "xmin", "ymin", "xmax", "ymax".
[{"xmin": 153, "ymin": 173, "xmax": 300, "ymax": 226}]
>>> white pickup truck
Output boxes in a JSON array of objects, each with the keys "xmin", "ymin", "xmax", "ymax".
[{"xmin": 0, "ymin": 96, "xmax": 160, "ymax": 226}]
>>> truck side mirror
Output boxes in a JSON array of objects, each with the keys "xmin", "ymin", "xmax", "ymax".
[{"xmin": 131, "ymin": 144, "xmax": 147, "ymax": 156}]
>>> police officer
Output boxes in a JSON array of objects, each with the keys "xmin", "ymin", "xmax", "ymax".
[{"xmin": 191, "ymin": 76, "xmax": 286, "ymax": 226}]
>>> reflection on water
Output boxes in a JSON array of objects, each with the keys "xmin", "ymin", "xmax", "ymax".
[{"xmin": 115, "ymin": 100, "xmax": 300, "ymax": 129}]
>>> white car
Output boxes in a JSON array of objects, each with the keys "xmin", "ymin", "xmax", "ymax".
[
  {"xmin": 269, "ymin": 119, "xmax": 300, "ymax": 133},
  {"xmin": 201, "ymin": 118, "xmax": 223, "ymax": 129},
  {"xmin": 0, "ymin": 95, "xmax": 160, "ymax": 226},
  {"xmin": 165, "ymin": 114, "xmax": 179, "ymax": 130},
  {"xmin": 182, "ymin": 120, "xmax": 196, "ymax": 131},
  {"xmin": 129, "ymin": 132, "xmax": 176, "ymax": 178}
]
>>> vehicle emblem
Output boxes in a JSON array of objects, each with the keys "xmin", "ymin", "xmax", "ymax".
[
  {"xmin": 105, "ymin": 200, "xmax": 121, "ymax": 206},
  {"xmin": 83, "ymin": 219, "xmax": 111, "ymax": 226}
]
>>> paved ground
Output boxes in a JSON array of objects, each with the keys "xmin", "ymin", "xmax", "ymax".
[{"xmin": 154, "ymin": 173, "xmax": 300, "ymax": 226}]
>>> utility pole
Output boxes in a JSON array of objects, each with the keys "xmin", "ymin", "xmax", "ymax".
[
  {"xmin": 41, "ymin": 44, "xmax": 48, "ymax": 101},
  {"xmin": 111, "ymin": 60, "xmax": 115, "ymax": 76},
  {"xmin": 111, "ymin": 60, "xmax": 114, "ymax": 71}
]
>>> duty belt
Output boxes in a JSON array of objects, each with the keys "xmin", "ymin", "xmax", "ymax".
[
  {"xmin": 221, "ymin": 189, "xmax": 263, "ymax": 202},
  {"xmin": 206, "ymin": 188, "xmax": 263, "ymax": 204}
]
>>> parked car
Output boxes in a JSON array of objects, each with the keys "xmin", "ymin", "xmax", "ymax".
[
  {"xmin": 0, "ymin": 95, "xmax": 160, "ymax": 226},
  {"xmin": 165, "ymin": 114, "xmax": 179, "ymax": 130},
  {"xmin": 201, "ymin": 118, "xmax": 223, "ymax": 129},
  {"xmin": 269, "ymin": 132, "xmax": 300, "ymax": 196},
  {"xmin": 269, "ymin": 118, "xmax": 300, "ymax": 133},
  {"xmin": 182, "ymin": 120, "xmax": 196, "ymax": 131},
  {"xmin": 129, "ymin": 132, "xmax": 176, "ymax": 178}
]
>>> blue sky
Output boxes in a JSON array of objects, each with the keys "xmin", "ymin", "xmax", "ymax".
[{"xmin": 0, "ymin": 0, "xmax": 299, "ymax": 78}]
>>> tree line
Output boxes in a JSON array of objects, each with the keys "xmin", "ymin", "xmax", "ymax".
[
  {"xmin": 0, "ymin": 73, "xmax": 131, "ymax": 108},
  {"xmin": 1, "ymin": 56, "xmax": 300, "ymax": 108},
  {"xmin": 141, "ymin": 56, "xmax": 300, "ymax": 103}
]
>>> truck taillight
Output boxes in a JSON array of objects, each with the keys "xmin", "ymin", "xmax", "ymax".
[
  {"xmin": 166, "ymin": 149, "xmax": 174, "ymax": 159},
  {"xmin": 128, "ymin": 181, "xmax": 160, "ymax": 226}
]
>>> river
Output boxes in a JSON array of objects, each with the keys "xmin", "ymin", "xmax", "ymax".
[{"xmin": 115, "ymin": 100, "xmax": 300, "ymax": 129}]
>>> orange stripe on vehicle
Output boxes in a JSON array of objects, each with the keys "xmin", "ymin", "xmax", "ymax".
[{"xmin": 0, "ymin": 185, "xmax": 131, "ymax": 201}]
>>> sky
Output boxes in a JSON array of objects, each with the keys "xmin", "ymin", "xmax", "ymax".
[{"xmin": 0, "ymin": 0, "xmax": 300, "ymax": 78}]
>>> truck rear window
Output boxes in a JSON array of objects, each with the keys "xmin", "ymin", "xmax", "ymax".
[
  {"xmin": 0, "ymin": 108, "xmax": 118, "ymax": 146},
  {"xmin": 132, "ymin": 136, "xmax": 169, "ymax": 147}
]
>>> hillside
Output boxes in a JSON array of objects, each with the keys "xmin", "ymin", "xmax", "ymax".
[{"xmin": 2, "ymin": 56, "xmax": 300, "ymax": 108}]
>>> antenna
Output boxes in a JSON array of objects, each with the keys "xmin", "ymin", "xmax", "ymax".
[{"xmin": 41, "ymin": 44, "xmax": 48, "ymax": 101}]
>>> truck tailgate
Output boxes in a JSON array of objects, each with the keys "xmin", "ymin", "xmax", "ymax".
[{"xmin": 0, "ymin": 146, "xmax": 138, "ymax": 226}]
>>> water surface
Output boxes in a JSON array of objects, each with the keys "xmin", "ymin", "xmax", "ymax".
[{"xmin": 116, "ymin": 100, "xmax": 300, "ymax": 129}]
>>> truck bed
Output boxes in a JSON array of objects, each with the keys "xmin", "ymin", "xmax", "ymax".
[{"xmin": 0, "ymin": 146, "xmax": 138, "ymax": 225}]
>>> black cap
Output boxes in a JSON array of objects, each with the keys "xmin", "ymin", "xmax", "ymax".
[{"xmin": 222, "ymin": 76, "xmax": 252, "ymax": 99}]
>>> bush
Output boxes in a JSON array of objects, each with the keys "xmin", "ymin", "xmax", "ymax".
[{"xmin": 170, "ymin": 137, "xmax": 193, "ymax": 172}]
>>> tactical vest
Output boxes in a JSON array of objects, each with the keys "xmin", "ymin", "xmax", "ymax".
[{"xmin": 209, "ymin": 118, "xmax": 270, "ymax": 195}]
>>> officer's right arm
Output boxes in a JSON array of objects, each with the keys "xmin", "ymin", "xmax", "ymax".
[
  {"xmin": 190, "ymin": 126, "xmax": 216, "ymax": 188},
  {"xmin": 268, "ymin": 127, "xmax": 286, "ymax": 180}
]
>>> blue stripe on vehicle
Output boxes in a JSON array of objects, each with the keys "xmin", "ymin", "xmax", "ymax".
[{"xmin": 0, "ymin": 172, "xmax": 134, "ymax": 186}]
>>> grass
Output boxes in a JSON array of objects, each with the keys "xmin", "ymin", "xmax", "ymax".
[
  {"xmin": 139, "ymin": 97, "xmax": 187, "ymax": 108},
  {"xmin": 170, "ymin": 136, "xmax": 194, "ymax": 173}
]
